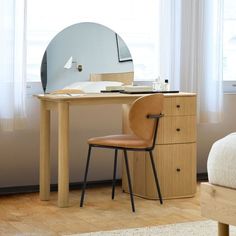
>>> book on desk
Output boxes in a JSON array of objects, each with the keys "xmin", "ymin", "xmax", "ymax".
[{"xmin": 101, "ymin": 85, "xmax": 179, "ymax": 94}]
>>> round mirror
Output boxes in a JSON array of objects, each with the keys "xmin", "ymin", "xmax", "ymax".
[{"xmin": 40, "ymin": 22, "xmax": 134, "ymax": 93}]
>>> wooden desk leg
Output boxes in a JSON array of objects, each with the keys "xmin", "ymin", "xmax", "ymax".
[
  {"xmin": 58, "ymin": 102, "xmax": 69, "ymax": 207},
  {"xmin": 40, "ymin": 100, "xmax": 51, "ymax": 201},
  {"xmin": 218, "ymin": 222, "xmax": 229, "ymax": 236}
]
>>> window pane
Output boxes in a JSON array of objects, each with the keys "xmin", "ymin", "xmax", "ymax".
[{"xmin": 223, "ymin": 0, "xmax": 236, "ymax": 81}]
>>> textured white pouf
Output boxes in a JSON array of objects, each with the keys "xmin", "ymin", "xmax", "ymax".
[{"xmin": 208, "ymin": 132, "xmax": 236, "ymax": 189}]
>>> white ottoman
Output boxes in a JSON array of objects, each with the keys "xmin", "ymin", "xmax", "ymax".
[{"xmin": 208, "ymin": 133, "xmax": 236, "ymax": 189}]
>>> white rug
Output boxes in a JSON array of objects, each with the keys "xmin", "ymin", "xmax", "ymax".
[{"xmin": 69, "ymin": 220, "xmax": 236, "ymax": 236}]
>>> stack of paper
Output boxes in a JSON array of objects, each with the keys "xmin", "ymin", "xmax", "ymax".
[{"xmin": 105, "ymin": 85, "xmax": 124, "ymax": 91}]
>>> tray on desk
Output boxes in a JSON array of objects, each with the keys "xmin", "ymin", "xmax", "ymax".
[
  {"xmin": 119, "ymin": 90, "xmax": 179, "ymax": 94},
  {"xmin": 100, "ymin": 90, "xmax": 124, "ymax": 93},
  {"xmin": 100, "ymin": 90, "xmax": 179, "ymax": 94}
]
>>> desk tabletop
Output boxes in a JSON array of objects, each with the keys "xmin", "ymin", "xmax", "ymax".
[{"xmin": 35, "ymin": 92, "xmax": 196, "ymax": 102}]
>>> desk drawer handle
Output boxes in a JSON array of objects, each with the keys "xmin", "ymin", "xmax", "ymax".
[
  {"xmin": 176, "ymin": 105, "xmax": 181, "ymax": 108},
  {"xmin": 176, "ymin": 168, "xmax": 181, "ymax": 172},
  {"xmin": 176, "ymin": 128, "xmax": 181, "ymax": 132}
]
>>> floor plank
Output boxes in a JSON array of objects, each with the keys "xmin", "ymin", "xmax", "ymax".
[{"xmin": 0, "ymin": 184, "xmax": 205, "ymax": 235}]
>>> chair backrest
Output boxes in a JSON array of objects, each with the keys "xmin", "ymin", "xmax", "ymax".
[
  {"xmin": 90, "ymin": 72, "xmax": 133, "ymax": 85},
  {"xmin": 129, "ymin": 94, "xmax": 164, "ymax": 141}
]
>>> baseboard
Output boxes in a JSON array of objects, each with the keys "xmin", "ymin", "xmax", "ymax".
[
  {"xmin": 197, "ymin": 172, "xmax": 208, "ymax": 181},
  {"xmin": 0, "ymin": 174, "xmax": 207, "ymax": 196},
  {"xmin": 0, "ymin": 179, "xmax": 122, "ymax": 196}
]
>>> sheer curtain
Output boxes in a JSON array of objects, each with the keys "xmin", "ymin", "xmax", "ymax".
[
  {"xmin": 159, "ymin": 0, "xmax": 223, "ymax": 123},
  {"xmin": 0, "ymin": 0, "xmax": 27, "ymax": 131}
]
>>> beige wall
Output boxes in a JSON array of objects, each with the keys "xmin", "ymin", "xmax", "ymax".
[
  {"xmin": 0, "ymin": 85, "xmax": 235, "ymax": 187},
  {"xmin": 197, "ymin": 94, "xmax": 236, "ymax": 172},
  {"xmin": 0, "ymin": 90, "xmax": 123, "ymax": 187}
]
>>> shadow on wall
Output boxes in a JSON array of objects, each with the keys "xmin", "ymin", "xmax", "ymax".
[
  {"xmin": 1, "ymin": 88, "xmax": 236, "ymax": 187},
  {"xmin": 197, "ymin": 94, "xmax": 236, "ymax": 173}
]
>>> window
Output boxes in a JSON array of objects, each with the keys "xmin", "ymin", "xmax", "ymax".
[
  {"xmin": 26, "ymin": 0, "xmax": 159, "ymax": 82},
  {"xmin": 223, "ymin": 0, "xmax": 236, "ymax": 92}
]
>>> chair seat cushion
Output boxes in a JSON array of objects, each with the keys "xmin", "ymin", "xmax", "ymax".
[
  {"xmin": 208, "ymin": 133, "xmax": 236, "ymax": 189},
  {"xmin": 88, "ymin": 134, "xmax": 151, "ymax": 149}
]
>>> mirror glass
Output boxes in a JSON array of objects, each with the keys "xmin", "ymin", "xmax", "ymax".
[{"xmin": 40, "ymin": 22, "xmax": 134, "ymax": 93}]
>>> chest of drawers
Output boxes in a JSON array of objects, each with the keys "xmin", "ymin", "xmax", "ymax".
[{"xmin": 122, "ymin": 93, "xmax": 197, "ymax": 199}]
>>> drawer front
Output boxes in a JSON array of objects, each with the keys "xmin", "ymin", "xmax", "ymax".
[
  {"xmin": 146, "ymin": 143, "xmax": 197, "ymax": 199},
  {"xmin": 157, "ymin": 116, "xmax": 196, "ymax": 144},
  {"xmin": 163, "ymin": 96, "xmax": 196, "ymax": 116}
]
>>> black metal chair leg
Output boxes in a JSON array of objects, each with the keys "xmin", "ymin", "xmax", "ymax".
[
  {"xmin": 80, "ymin": 145, "xmax": 92, "ymax": 207},
  {"xmin": 124, "ymin": 150, "xmax": 135, "ymax": 212},
  {"xmin": 149, "ymin": 151, "xmax": 163, "ymax": 204},
  {"xmin": 112, "ymin": 149, "xmax": 118, "ymax": 200}
]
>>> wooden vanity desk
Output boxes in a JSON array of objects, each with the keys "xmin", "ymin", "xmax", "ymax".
[{"xmin": 36, "ymin": 92, "xmax": 196, "ymax": 207}]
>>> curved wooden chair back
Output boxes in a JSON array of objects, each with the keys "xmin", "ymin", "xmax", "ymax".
[{"xmin": 129, "ymin": 94, "xmax": 164, "ymax": 141}]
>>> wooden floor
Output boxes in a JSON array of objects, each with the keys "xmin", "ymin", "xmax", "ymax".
[{"xmin": 0, "ymin": 184, "xmax": 205, "ymax": 236}]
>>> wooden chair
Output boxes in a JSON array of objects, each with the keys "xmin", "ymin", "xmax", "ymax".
[{"xmin": 80, "ymin": 94, "xmax": 164, "ymax": 212}]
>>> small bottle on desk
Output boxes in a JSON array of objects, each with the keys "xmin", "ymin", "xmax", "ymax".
[
  {"xmin": 152, "ymin": 76, "xmax": 163, "ymax": 91},
  {"xmin": 163, "ymin": 79, "xmax": 170, "ymax": 91}
]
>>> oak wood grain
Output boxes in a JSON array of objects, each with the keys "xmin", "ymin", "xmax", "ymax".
[
  {"xmin": 39, "ymin": 100, "xmax": 51, "ymax": 201},
  {"xmin": 0, "ymin": 185, "xmax": 203, "ymax": 235},
  {"xmin": 201, "ymin": 183, "xmax": 236, "ymax": 226},
  {"xmin": 122, "ymin": 95, "xmax": 197, "ymax": 200}
]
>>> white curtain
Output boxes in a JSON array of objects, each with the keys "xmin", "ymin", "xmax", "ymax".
[
  {"xmin": 159, "ymin": 0, "xmax": 223, "ymax": 123},
  {"xmin": 0, "ymin": 0, "xmax": 27, "ymax": 131}
]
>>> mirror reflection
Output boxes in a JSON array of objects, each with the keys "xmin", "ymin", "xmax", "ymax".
[{"xmin": 40, "ymin": 22, "xmax": 134, "ymax": 93}]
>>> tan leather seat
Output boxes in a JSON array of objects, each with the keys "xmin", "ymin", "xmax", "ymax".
[
  {"xmin": 80, "ymin": 94, "xmax": 164, "ymax": 212},
  {"xmin": 88, "ymin": 134, "xmax": 152, "ymax": 149}
]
